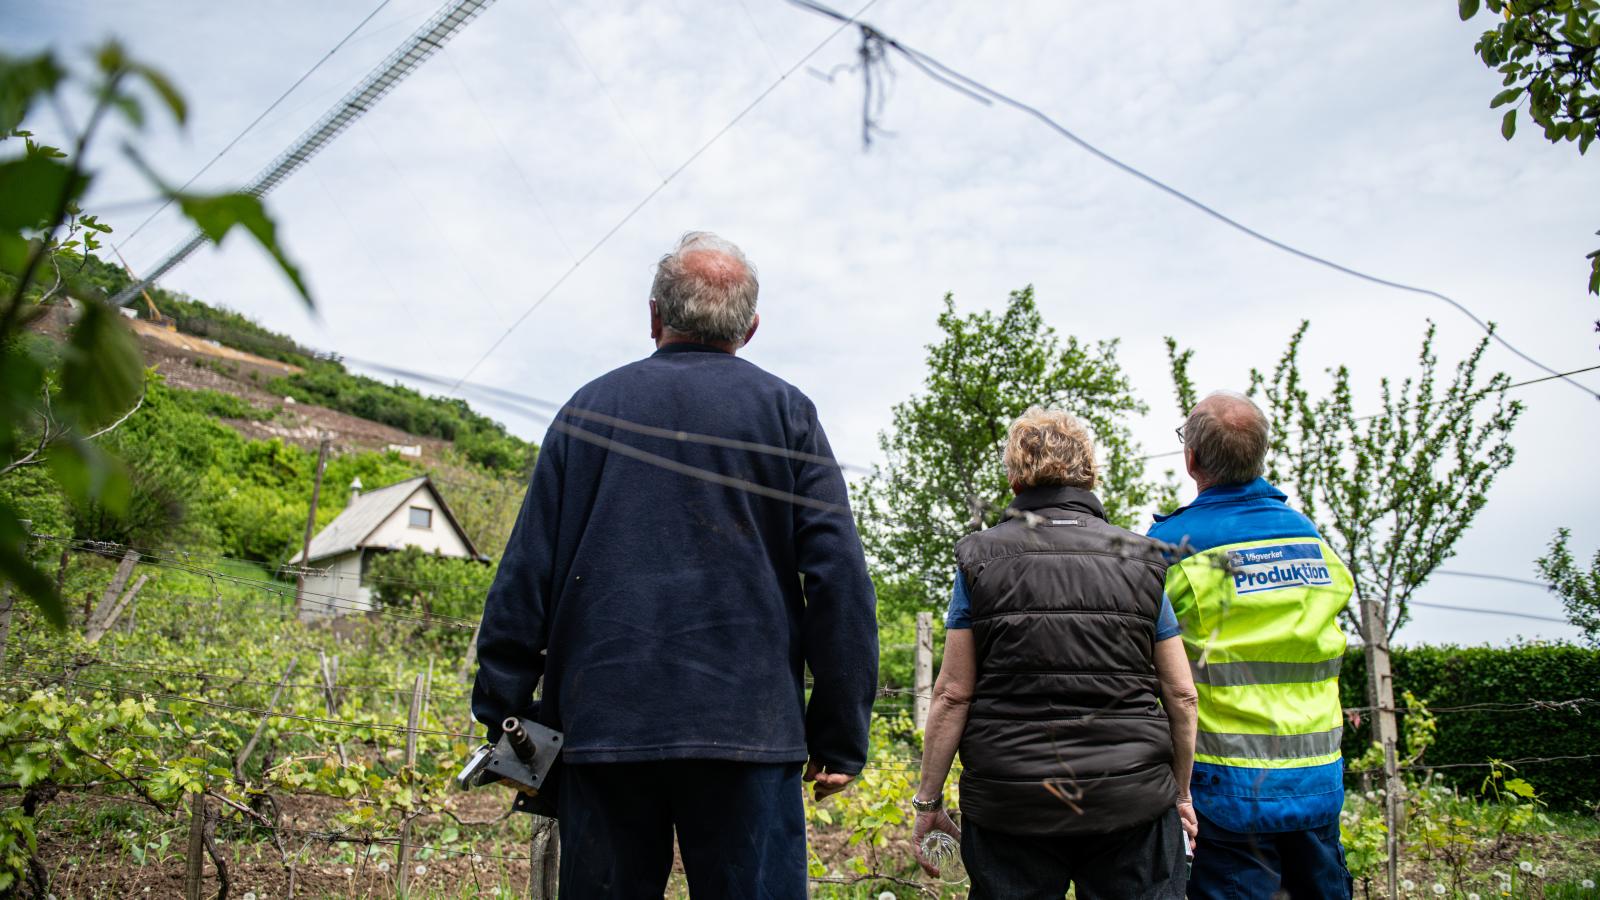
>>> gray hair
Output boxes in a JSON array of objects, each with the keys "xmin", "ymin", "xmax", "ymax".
[
  {"xmin": 1184, "ymin": 391, "xmax": 1269, "ymax": 486},
  {"xmin": 651, "ymin": 231, "xmax": 759, "ymax": 346}
]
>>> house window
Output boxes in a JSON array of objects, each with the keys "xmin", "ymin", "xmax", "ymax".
[{"xmin": 408, "ymin": 506, "xmax": 432, "ymax": 529}]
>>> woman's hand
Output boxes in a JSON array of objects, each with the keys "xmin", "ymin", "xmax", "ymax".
[
  {"xmin": 1177, "ymin": 795, "xmax": 1199, "ymax": 844},
  {"xmin": 911, "ymin": 807, "xmax": 962, "ymax": 878}
]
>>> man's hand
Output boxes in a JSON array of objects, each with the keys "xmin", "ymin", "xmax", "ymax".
[
  {"xmin": 803, "ymin": 759, "xmax": 855, "ymax": 802},
  {"xmin": 1177, "ymin": 795, "xmax": 1199, "ymax": 845},
  {"xmin": 911, "ymin": 808, "xmax": 961, "ymax": 878}
]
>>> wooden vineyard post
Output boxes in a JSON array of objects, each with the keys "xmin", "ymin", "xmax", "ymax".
[
  {"xmin": 234, "ymin": 660, "xmax": 297, "ymax": 783},
  {"xmin": 295, "ymin": 435, "xmax": 330, "ymax": 617},
  {"xmin": 85, "ymin": 574, "xmax": 148, "ymax": 644},
  {"xmin": 397, "ymin": 674, "xmax": 424, "ymax": 896},
  {"xmin": 914, "ymin": 612, "xmax": 933, "ymax": 733},
  {"xmin": 529, "ymin": 818, "xmax": 559, "ymax": 900},
  {"xmin": 529, "ymin": 676, "xmax": 559, "ymax": 898},
  {"xmin": 87, "ymin": 549, "xmax": 140, "ymax": 638},
  {"xmin": 1361, "ymin": 594, "xmax": 1403, "ymax": 899},
  {"xmin": 184, "ymin": 787, "xmax": 206, "ymax": 900}
]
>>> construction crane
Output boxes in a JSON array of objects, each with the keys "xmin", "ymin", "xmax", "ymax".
[{"xmin": 111, "ymin": 0, "xmax": 498, "ymax": 308}]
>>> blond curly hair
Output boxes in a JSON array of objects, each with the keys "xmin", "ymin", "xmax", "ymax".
[{"xmin": 1003, "ymin": 406, "xmax": 1097, "ymax": 491}]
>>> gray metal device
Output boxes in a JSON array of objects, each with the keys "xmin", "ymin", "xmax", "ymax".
[{"xmin": 456, "ymin": 716, "xmax": 563, "ymax": 816}]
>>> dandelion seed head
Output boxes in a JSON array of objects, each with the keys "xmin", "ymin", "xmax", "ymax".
[{"xmin": 1520, "ymin": 861, "xmax": 1534, "ymax": 873}]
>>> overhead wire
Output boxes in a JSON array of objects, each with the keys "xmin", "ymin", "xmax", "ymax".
[
  {"xmin": 438, "ymin": 45, "xmax": 577, "ymax": 260},
  {"xmin": 115, "ymin": 0, "xmax": 397, "ymax": 251},
  {"xmin": 1136, "ymin": 363, "xmax": 1600, "ymax": 461},
  {"xmin": 449, "ymin": 0, "xmax": 883, "ymax": 389},
  {"xmin": 784, "ymin": 0, "xmax": 1600, "ymax": 403}
]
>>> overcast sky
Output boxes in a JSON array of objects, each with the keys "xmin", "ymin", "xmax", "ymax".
[{"xmin": 9, "ymin": 0, "xmax": 1598, "ymax": 645}]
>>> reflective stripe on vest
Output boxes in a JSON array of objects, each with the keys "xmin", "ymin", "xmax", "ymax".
[
  {"xmin": 1165, "ymin": 537, "xmax": 1353, "ymax": 770},
  {"xmin": 1190, "ymin": 658, "xmax": 1342, "ymax": 687}
]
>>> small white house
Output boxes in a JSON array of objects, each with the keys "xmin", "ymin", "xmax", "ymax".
[{"xmin": 288, "ymin": 475, "xmax": 485, "ymax": 618}]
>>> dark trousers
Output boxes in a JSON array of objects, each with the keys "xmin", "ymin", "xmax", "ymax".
[
  {"xmin": 961, "ymin": 808, "xmax": 1188, "ymax": 900},
  {"xmin": 555, "ymin": 760, "xmax": 806, "ymax": 900},
  {"xmin": 1188, "ymin": 811, "xmax": 1352, "ymax": 900}
]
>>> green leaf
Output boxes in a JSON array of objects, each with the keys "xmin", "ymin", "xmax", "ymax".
[
  {"xmin": 9, "ymin": 752, "xmax": 51, "ymax": 787},
  {"xmin": 46, "ymin": 434, "xmax": 131, "ymax": 515},
  {"xmin": 109, "ymin": 92, "xmax": 145, "ymax": 129},
  {"xmin": 95, "ymin": 40, "xmax": 127, "ymax": 77},
  {"xmin": 0, "ymin": 154, "xmax": 76, "ymax": 231},
  {"xmin": 1459, "ymin": 0, "xmax": 1480, "ymax": 20},
  {"xmin": 1501, "ymin": 107, "xmax": 1517, "ymax": 140},
  {"xmin": 1490, "ymin": 87, "xmax": 1522, "ymax": 108},
  {"xmin": 129, "ymin": 62, "xmax": 186, "ymax": 125},
  {"xmin": 0, "ymin": 232, "xmax": 28, "ymax": 275},
  {"xmin": 177, "ymin": 192, "xmax": 313, "ymax": 308},
  {"xmin": 58, "ymin": 297, "xmax": 143, "ymax": 429},
  {"xmin": 0, "ymin": 505, "xmax": 63, "ymax": 627},
  {"xmin": 0, "ymin": 51, "xmax": 64, "ymax": 135}
]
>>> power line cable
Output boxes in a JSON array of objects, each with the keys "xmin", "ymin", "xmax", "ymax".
[
  {"xmin": 785, "ymin": 0, "xmax": 1600, "ymax": 403},
  {"xmin": 1137, "ymin": 363, "xmax": 1600, "ymax": 461},
  {"xmin": 449, "ymin": 0, "xmax": 882, "ymax": 389},
  {"xmin": 111, "ymin": 0, "xmax": 500, "ymax": 307},
  {"xmin": 1434, "ymin": 569, "xmax": 1551, "ymax": 590},
  {"xmin": 114, "ymin": 0, "xmax": 397, "ymax": 251},
  {"xmin": 1407, "ymin": 599, "xmax": 1569, "ymax": 624},
  {"xmin": 438, "ymin": 46, "xmax": 576, "ymax": 260},
  {"xmin": 537, "ymin": 0, "xmax": 666, "ymax": 179}
]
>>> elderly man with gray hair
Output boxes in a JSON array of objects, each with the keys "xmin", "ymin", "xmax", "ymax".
[
  {"xmin": 1148, "ymin": 391, "xmax": 1355, "ymax": 899},
  {"xmin": 472, "ymin": 232, "xmax": 879, "ymax": 899}
]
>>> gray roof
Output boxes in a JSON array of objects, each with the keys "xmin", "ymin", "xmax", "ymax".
[{"xmin": 287, "ymin": 475, "xmax": 481, "ymax": 565}]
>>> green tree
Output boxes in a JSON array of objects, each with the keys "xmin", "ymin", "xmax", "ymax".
[
  {"xmin": 1459, "ymin": 0, "xmax": 1600, "ymax": 303},
  {"xmin": 1168, "ymin": 321, "xmax": 1523, "ymax": 640},
  {"xmin": 1535, "ymin": 527, "xmax": 1600, "ymax": 646},
  {"xmin": 856, "ymin": 287, "xmax": 1171, "ymax": 611},
  {"xmin": 0, "ymin": 43, "xmax": 310, "ymax": 625},
  {"xmin": 365, "ymin": 545, "xmax": 494, "ymax": 653}
]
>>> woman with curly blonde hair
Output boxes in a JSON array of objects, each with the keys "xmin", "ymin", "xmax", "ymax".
[{"xmin": 911, "ymin": 407, "xmax": 1199, "ymax": 899}]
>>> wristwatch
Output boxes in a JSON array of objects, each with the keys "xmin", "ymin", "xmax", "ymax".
[{"xmin": 911, "ymin": 794, "xmax": 943, "ymax": 813}]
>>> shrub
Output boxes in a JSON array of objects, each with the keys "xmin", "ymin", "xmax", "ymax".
[{"xmin": 1341, "ymin": 643, "xmax": 1600, "ymax": 809}]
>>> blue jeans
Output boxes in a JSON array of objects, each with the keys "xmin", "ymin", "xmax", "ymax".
[
  {"xmin": 556, "ymin": 760, "xmax": 806, "ymax": 899},
  {"xmin": 961, "ymin": 808, "xmax": 1188, "ymax": 900},
  {"xmin": 1188, "ymin": 811, "xmax": 1352, "ymax": 900}
]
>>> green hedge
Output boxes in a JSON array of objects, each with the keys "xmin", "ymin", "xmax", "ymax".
[{"xmin": 1340, "ymin": 644, "xmax": 1600, "ymax": 809}]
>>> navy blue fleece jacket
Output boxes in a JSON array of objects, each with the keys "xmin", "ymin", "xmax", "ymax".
[{"xmin": 470, "ymin": 343, "xmax": 879, "ymax": 773}]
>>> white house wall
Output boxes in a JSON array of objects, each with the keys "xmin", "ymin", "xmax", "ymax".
[
  {"xmin": 365, "ymin": 485, "xmax": 472, "ymax": 558},
  {"xmin": 300, "ymin": 550, "xmax": 372, "ymax": 619}
]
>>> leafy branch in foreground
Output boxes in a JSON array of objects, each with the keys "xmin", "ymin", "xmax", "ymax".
[
  {"xmin": 0, "ymin": 42, "xmax": 313, "ymax": 627},
  {"xmin": 1460, "ymin": 0, "xmax": 1600, "ymax": 310}
]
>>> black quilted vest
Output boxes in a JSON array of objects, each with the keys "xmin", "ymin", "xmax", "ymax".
[{"xmin": 954, "ymin": 485, "xmax": 1176, "ymax": 835}]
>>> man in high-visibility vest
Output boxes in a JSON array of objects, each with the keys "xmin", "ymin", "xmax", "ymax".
[{"xmin": 1148, "ymin": 391, "xmax": 1354, "ymax": 899}]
